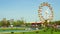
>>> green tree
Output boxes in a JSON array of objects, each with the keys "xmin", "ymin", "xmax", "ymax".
[
  {"xmin": 1, "ymin": 18, "xmax": 7, "ymax": 27},
  {"xmin": 7, "ymin": 20, "xmax": 10, "ymax": 27}
]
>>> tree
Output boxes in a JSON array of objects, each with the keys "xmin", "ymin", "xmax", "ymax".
[
  {"xmin": 0, "ymin": 21, "xmax": 2, "ymax": 27},
  {"xmin": 1, "ymin": 18, "xmax": 7, "ymax": 27},
  {"xmin": 7, "ymin": 20, "xmax": 10, "ymax": 27}
]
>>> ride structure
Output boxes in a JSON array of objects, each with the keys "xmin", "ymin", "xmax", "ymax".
[{"xmin": 38, "ymin": 2, "xmax": 54, "ymax": 27}]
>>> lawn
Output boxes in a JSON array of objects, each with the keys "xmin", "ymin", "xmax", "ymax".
[
  {"xmin": 0, "ymin": 30, "xmax": 60, "ymax": 34},
  {"xmin": 0, "ymin": 31, "xmax": 60, "ymax": 34},
  {"xmin": 0, "ymin": 27, "xmax": 60, "ymax": 34}
]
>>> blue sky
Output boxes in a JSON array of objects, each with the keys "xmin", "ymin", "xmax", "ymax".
[{"xmin": 0, "ymin": 0, "xmax": 60, "ymax": 22}]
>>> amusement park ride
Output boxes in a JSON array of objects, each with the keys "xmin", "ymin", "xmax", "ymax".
[
  {"xmin": 31, "ymin": 2, "xmax": 54, "ymax": 30},
  {"xmin": 38, "ymin": 2, "xmax": 54, "ymax": 27}
]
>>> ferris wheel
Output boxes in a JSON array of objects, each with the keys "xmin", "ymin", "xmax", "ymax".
[{"xmin": 38, "ymin": 2, "xmax": 54, "ymax": 22}]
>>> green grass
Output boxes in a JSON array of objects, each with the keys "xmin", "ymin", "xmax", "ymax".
[
  {"xmin": 0, "ymin": 27, "xmax": 60, "ymax": 34},
  {"xmin": 0, "ymin": 27, "xmax": 25, "ymax": 30},
  {"xmin": 0, "ymin": 30, "xmax": 60, "ymax": 34}
]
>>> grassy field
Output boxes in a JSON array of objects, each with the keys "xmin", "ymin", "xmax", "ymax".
[
  {"xmin": 0, "ymin": 27, "xmax": 60, "ymax": 34},
  {"xmin": 0, "ymin": 31, "xmax": 60, "ymax": 34}
]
